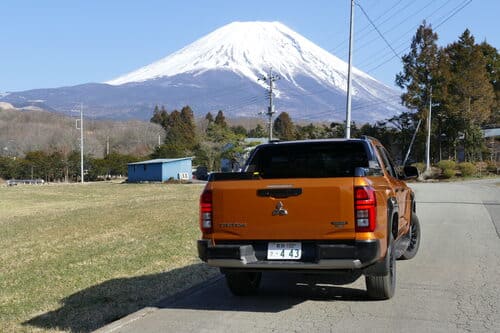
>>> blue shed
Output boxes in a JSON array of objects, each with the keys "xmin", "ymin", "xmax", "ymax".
[{"xmin": 127, "ymin": 158, "xmax": 193, "ymax": 182}]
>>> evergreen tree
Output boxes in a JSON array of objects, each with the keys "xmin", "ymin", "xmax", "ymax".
[
  {"xmin": 441, "ymin": 30, "xmax": 495, "ymax": 160},
  {"xmin": 180, "ymin": 105, "xmax": 198, "ymax": 149},
  {"xmin": 231, "ymin": 125, "xmax": 248, "ymax": 136},
  {"xmin": 396, "ymin": 22, "xmax": 446, "ymax": 164},
  {"xmin": 152, "ymin": 105, "xmax": 198, "ymax": 158},
  {"xmin": 396, "ymin": 21, "xmax": 440, "ymax": 115},
  {"xmin": 202, "ymin": 110, "xmax": 246, "ymax": 171},
  {"xmin": 295, "ymin": 123, "xmax": 329, "ymax": 140},
  {"xmin": 248, "ymin": 124, "xmax": 266, "ymax": 138},
  {"xmin": 478, "ymin": 41, "xmax": 499, "ymax": 124},
  {"xmin": 150, "ymin": 105, "xmax": 169, "ymax": 128},
  {"xmin": 205, "ymin": 112, "xmax": 214, "ymax": 124},
  {"xmin": 273, "ymin": 112, "xmax": 296, "ymax": 140},
  {"xmin": 444, "ymin": 30, "xmax": 494, "ymax": 125},
  {"xmin": 214, "ymin": 110, "xmax": 227, "ymax": 128}
]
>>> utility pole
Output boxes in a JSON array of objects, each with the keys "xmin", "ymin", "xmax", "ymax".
[
  {"xmin": 106, "ymin": 136, "xmax": 110, "ymax": 156},
  {"xmin": 259, "ymin": 68, "xmax": 280, "ymax": 141},
  {"xmin": 345, "ymin": 0, "xmax": 355, "ymax": 139},
  {"xmin": 425, "ymin": 87, "xmax": 432, "ymax": 173},
  {"xmin": 75, "ymin": 103, "xmax": 84, "ymax": 183}
]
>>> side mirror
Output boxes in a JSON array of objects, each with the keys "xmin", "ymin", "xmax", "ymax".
[{"xmin": 403, "ymin": 166, "xmax": 419, "ymax": 179}]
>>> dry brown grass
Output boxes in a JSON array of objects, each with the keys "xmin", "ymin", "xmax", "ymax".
[{"xmin": 0, "ymin": 182, "xmax": 217, "ymax": 332}]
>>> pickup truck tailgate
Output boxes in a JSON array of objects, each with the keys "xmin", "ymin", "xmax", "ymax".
[{"xmin": 210, "ymin": 178, "xmax": 355, "ymax": 240}]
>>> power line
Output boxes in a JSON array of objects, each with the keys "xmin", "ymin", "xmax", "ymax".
[
  {"xmin": 434, "ymin": 0, "xmax": 472, "ymax": 30},
  {"xmin": 337, "ymin": 0, "xmax": 457, "ymax": 70},
  {"xmin": 355, "ymin": 0, "xmax": 456, "ymax": 69},
  {"xmin": 331, "ymin": 0, "xmax": 411, "ymax": 54},
  {"xmin": 356, "ymin": 2, "xmax": 399, "ymax": 58},
  {"xmin": 364, "ymin": 0, "xmax": 472, "ymax": 74},
  {"xmin": 350, "ymin": 0, "xmax": 439, "ymax": 61}
]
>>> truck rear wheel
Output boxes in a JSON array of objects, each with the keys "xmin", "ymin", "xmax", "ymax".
[
  {"xmin": 365, "ymin": 235, "xmax": 396, "ymax": 300},
  {"xmin": 400, "ymin": 214, "xmax": 421, "ymax": 260},
  {"xmin": 225, "ymin": 272, "xmax": 261, "ymax": 296}
]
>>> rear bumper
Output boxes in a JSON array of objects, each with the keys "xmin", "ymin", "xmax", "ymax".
[{"xmin": 197, "ymin": 239, "xmax": 380, "ymax": 271}]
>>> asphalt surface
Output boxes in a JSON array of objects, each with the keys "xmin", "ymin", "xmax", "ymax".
[{"xmin": 97, "ymin": 179, "xmax": 500, "ymax": 333}]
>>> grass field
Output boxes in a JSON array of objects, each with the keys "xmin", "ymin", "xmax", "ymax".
[{"xmin": 0, "ymin": 182, "xmax": 217, "ymax": 332}]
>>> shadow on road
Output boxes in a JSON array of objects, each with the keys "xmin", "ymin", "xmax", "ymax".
[
  {"xmin": 159, "ymin": 272, "xmax": 373, "ymax": 313},
  {"xmin": 23, "ymin": 263, "xmax": 216, "ymax": 333},
  {"xmin": 24, "ymin": 267, "xmax": 373, "ymax": 332}
]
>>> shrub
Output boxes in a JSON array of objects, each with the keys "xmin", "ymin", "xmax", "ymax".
[
  {"xmin": 476, "ymin": 162, "xmax": 487, "ymax": 175},
  {"xmin": 412, "ymin": 162, "xmax": 426, "ymax": 174},
  {"xmin": 486, "ymin": 161, "xmax": 499, "ymax": 174},
  {"xmin": 437, "ymin": 160, "xmax": 456, "ymax": 171},
  {"xmin": 458, "ymin": 162, "xmax": 476, "ymax": 177},
  {"xmin": 442, "ymin": 168, "xmax": 456, "ymax": 179}
]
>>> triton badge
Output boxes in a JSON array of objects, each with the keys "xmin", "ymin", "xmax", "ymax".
[{"xmin": 272, "ymin": 201, "xmax": 288, "ymax": 216}]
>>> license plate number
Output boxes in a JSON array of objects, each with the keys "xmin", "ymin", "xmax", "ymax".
[{"xmin": 267, "ymin": 242, "xmax": 302, "ymax": 260}]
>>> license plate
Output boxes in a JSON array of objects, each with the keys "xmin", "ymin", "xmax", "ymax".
[{"xmin": 267, "ymin": 242, "xmax": 302, "ymax": 260}]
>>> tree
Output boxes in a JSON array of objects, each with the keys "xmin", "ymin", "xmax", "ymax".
[
  {"xmin": 0, "ymin": 156, "xmax": 27, "ymax": 179},
  {"xmin": 396, "ymin": 21, "xmax": 440, "ymax": 115},
  {"xmin": 396, "ymin": 22, "xmax": 448, "ymax": 164},
  {"xmin": 150, "ymin": 105, "xmax": 168, "ymax": 128},
  {"xmin": 273, "ymin": 112, "xmax": 296, "ymax": 140},
  {"xmin": 214, "ymin": 110, "xmax": 227, "ymax": 128},
  {"xmin": 295, "ymin": 123, "xmax": 329, "ymax": 140},
  {"xmin": 248, "ymin": 124, "xmax": 266, "ymax": 138},
  {"xmin": 442, "ymin": 30, "xmax": 496, "ymax": 160},
  {"xmin": 153, "ymin": 105, "xmax": 198, "ymax": 158},
  {"xmin": 201, "ymin": 110, "xmax": 246, "ymax": 171},
  {"xmin": 231, "ymin": 125, "xmax": 248, "ymax": 136},
  {"xmin": 445, "ymin": 30, "xmax": 494, "ymax": 125},
  {"xmin": 24, "ymin": 151, "xmax": 50, "ymax": 181},
  {"xmin": 327, "ymin": 121, "xmax": 359, "ymax": 138},
  {"xmin": 180, "ymin": 105, "xmax": 198, "ymax": 149},
  {"xmin": 479, "ymin": 41, "xmax": 499, "ymax": 124},
  {"xmin": 386, "ymin": 112, "xmax": 423, "ymax": 163},
  {"xmin": 205, "ymin": 112, "xmax": 214, "ymax": 124}
]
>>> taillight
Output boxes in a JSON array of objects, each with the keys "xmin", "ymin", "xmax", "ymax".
[
  {"xmin": 355, "ymin": 186, "xmax": 376, "ymax": 232},
  {"xmin": 200, "ymin": 189, "xmax": 213, "ymax": 233}
]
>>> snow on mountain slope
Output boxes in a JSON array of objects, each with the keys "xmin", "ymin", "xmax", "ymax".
[
  {"xmin": 2, "ymin": 21, "xmax": 405, "ymax": 123},
  {"xmin": 106, "ymin": 21, "xmax": 382, "ymax": 95}
]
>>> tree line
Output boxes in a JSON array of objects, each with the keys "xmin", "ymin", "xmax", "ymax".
[
  {"xmin": 0, "ymin": 23, "xmax": 497, "ymax": 181},
  {"xmin": 396, "ymin": 22, "xmax": 498, "ymax": 162},
  {"xmin": 0, "ymin": 151, "xmax": 139, "ymax": 182},
  {"xmin": 0, "ymin": 107, "xmax": 164, "ymax": 158}
]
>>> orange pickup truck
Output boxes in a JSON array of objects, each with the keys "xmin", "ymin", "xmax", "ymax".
[{"xmin": 198, "ymin": 137, "xmax": 420, "ymax": 299}]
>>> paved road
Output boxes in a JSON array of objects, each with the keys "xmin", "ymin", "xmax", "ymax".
[{"xmin": 98, "ymin": 179, "xmax": 500, "ymax": 333}]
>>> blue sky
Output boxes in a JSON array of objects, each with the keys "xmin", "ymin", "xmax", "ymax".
[{"xmin": 1, "ymin": 0, "xmax": 498, "ymax": 92}]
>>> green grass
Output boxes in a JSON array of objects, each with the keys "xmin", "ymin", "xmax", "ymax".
[{"xmin": 0, "ymin": 182, "xmax": 217, "ymax": 332}]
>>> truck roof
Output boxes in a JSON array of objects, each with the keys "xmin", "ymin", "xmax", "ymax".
[{"xmin": 263, "ymin": 136, "xmax": 381, "ymax": 146}]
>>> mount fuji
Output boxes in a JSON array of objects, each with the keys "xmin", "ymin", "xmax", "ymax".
[{"xmin": 1, "ymin": 21, "xmax": 406, "ymax": 122}]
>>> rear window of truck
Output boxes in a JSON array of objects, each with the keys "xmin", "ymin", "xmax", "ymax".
[{"xmin": 246, "ymin": 141, "xmax": 369, "ymax": 178}]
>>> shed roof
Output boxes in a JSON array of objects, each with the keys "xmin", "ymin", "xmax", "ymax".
[{"xmin": 128, "ymin": 157, "xmax": 193, "ymax": 166}]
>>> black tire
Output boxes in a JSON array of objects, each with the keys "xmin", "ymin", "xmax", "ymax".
[
  {"xmin": 365, "ymin": 235, "xmax": 396, "ymax": 300},
  {"xmin": 225, "ymin": 272, "xmax": 262, "ymax": 296},
  {"xmin": 400, "ymin": 214, "xmax": 421, "ymax": 260}
]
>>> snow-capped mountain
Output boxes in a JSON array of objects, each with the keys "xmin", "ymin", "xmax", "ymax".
[
  {"xmin": 108, "ymin": 21, "xmax": 359, "ymax": 89},
  {"xmin": 1, "ymin": 21, "xmax": 405, "ymax": 122}
]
